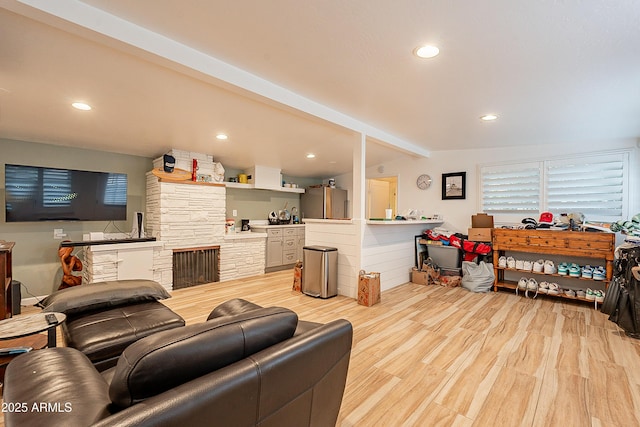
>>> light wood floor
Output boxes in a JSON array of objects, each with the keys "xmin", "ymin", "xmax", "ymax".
[{"xmin": 11, "ymin": 271, "xmax": 640, "ymax": 426}]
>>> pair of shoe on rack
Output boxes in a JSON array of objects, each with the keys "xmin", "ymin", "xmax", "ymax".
[
  {"xmin": 533, "ymin": 259, "xmax": 556, "ymax": 274},
  {"xmin": 580, "ymin": 265, "xmax": 606, "ymax": 280},
  {"xmin": 498, "ymin": 256, "xmax": 513, "ymax": 268},
  {"xmin": 498, "ymin": 256, "xmax": 514, "ymax": 268},
  {"xmin": 558, "ymin": 262, "xmax": 582, "ymax": 277},
  {"xmin": 538, "ymin": 281, "xmax": 560, "ymax": 295},
  {"xmin": 585, "ymin": 288, "xmax": 605, "ymax": 303},
  {"xmin": 517, "ymin": 277, "xmax": 539, "ymax": 298}
]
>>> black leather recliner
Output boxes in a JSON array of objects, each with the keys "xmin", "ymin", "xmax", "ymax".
[{"xmin": 40, "ymin": 279, "xmax": 186, "ymax": 371}]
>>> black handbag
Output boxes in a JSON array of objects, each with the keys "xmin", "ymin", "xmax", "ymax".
[
  {"xmin": 608, "ymin": 246, "xmax": 640, "ymax": 338},
  {"xmin": 600, "ymin": 275, "xmax": 621, "ymax": 316}
]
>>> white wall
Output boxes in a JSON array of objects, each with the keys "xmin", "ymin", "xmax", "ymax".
[
  {"xmin": 329, "ymin": 138, "xmax": 639, "ymax": 295},
  {"xmin": 369, "ymin": 138, "xmax": 639, "ymax": 232},
  {"xmin": 0, "ymin": 138, "xmax": 151, "ymax": 298}
]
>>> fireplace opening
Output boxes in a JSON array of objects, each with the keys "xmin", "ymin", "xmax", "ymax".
[{"xmin": 172, "ymin": 246, "xmax": 220, "ymax": 289}]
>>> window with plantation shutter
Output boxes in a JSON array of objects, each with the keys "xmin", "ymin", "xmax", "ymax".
[
  {"xmin": 546, "ymin": 154, "xmax": 626, "ymax": 222},
  {"xmin": 480, "ymin": 151, "xmax": 629, "ymax": 222},
  {"xmin": 481, "ymin": 162, "xmax": 540, "ymax": 214}
]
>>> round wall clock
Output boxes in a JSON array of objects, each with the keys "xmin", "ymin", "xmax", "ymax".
[{"xmin": 416, "ymin": 174, "xmax": 432, "ymax": 190}]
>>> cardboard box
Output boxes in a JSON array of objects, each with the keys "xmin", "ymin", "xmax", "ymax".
[
  {"xmin": 471, "ymin": 213, "xmax": 494, "ymax": 228},
  {"xmin": 436, "ymin": 268, "xmax": 462, "ymax": 287},
  {"xmin": 468, "ymin": 227, "xmax": 493, "ymax": 242},
  {"xmin": 358, "ymin": 271, "xmax": 381, "ymax": 306},
  {"xmin": 411, "ymin": 267, "xmax": 430, "ymax": 286}
]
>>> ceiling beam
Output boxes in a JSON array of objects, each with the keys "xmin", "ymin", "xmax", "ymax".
[{"xmin": 6, "ymin": 0, "xmax": 430, "ymax": 158}]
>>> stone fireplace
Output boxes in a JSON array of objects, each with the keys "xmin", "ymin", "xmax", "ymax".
[{"xmin": 145, "ymin": 150, "xmax": 266, "ymax": 291}]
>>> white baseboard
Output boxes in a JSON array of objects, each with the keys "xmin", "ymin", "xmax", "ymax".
[{"xmin": 21, "ymin": 295, "xmax": 48, "ymax": 308}]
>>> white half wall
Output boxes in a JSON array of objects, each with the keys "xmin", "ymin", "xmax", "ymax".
[
  {"xmin": 304, "ymin": 220, "xmax": 361, "ymax": 298},
  {"xmin": 361, "ymin": 223, "xmax": 439, "ymax": 292}
]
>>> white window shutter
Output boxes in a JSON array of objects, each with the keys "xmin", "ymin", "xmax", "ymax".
[
  {"xmin": 481, "ymin": 162, "xmax": 540, "ymax": 214},
  {"xmin": 546, "ymin": 153, "xmax": 627, "ymax": 222}
]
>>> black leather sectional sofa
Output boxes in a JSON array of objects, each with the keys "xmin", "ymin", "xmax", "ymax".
[{"xmin": 3, "ymin": 283, "xmax": 353, "ymax": 427}]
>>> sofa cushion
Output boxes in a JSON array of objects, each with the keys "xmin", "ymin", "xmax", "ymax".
[
  {"xmin": 109, "ymin": 306, "xmax": 298, "ymax": 408},
  {"xmin": 41, "ymin": 279, "xmax": 171, "ymax": 316},
  {"xmin": 62, "ymin": 300, "xmax": 185, "ymax": 371}
]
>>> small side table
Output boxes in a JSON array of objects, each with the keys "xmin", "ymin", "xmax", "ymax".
[{"xmin": 0, "ymin": 312, "xmax": 66, "ymax": 348}]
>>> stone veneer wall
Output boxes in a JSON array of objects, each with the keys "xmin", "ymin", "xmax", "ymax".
[
  {"xmin": 145, "ymin": 173, "xmax": 225, "ymax": 290},
  {"xmin": 146, "ymin": 149, "xmax": 266, "ymax": 289},
  {"xmin": 219, "ymin": 235, "xmax": 266, "ymax": 282}
]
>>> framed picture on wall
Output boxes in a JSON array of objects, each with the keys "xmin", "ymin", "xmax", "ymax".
[{"xmin": 442, "ymin": 172, "xmax": 466, "ymax": 200}]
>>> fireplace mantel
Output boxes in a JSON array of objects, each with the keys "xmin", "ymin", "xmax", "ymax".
[{"xmin": 155, "ymin": 176, "xmax": 225, "ymax": 187}]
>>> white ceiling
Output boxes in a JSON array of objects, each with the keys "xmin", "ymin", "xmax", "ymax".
[{"xmin": 1, "ymin": 0, "xmax": 639, "ymax": 178}]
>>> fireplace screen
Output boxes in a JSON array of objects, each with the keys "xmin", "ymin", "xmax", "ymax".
[{"xmin": 172, "ymin": 246, "xmax": 220, "ymax": 289}]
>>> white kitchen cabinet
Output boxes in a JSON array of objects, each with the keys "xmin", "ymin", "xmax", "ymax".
[
  {"xmin": 266, "ymin": 229, "xmax": 284, "ymax": 268},
  {"xmin": 252, "ymin": 225, "xmax": 305, "ymax": 272}
]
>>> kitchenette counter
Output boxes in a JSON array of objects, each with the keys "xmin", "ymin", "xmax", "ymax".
[
  {"xmin": 251, "ymin": 224, "xmax": 305, "ymax": 272},
  {"xmin": 301, "ymin": 219, "xmax": 353, "ymax": 224},
  {"xmin": 366, "ymin": 219, "xmax": 444, "ymax": 225},
  {"xmin": 224, "ymin": 231, "xmax": 267, "ymax": 240},
  {"xmin": 250, "ymin": 224, "xmax": 305, "ymax": 230}
]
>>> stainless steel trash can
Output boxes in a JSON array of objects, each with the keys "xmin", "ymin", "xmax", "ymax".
[{"xmin": 302, "ymin": 246, "xmax": 338, "ymax": 298}]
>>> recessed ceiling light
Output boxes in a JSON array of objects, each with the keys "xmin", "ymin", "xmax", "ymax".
[
  {"xmin": 215, "ymin": 133, "xmax": 228, "ymax": 140},
  {"xmin": 72, "ymin": 102, "xmax": 91, "ymax": 111},
  {"xmin": 480, "ymin": 114, "xmax": 498, "ymax": 121},
  {"xmin": 306, "ymin": 153, "xmax": 316, "ymax": 159},
  {"xmin": 414, "ymin": 45, "xmax": 440, "ymax": 59}
]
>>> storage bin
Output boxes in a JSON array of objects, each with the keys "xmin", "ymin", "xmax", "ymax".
[{"xmin": 426, "ymin": 245, "xmax": 461, "ymax": 269}]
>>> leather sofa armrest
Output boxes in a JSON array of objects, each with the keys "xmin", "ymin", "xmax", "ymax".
[
  {"xmin": 294, "ymin": 319, "xmax": 323, "ymax": 336},
  {"xmin": 3, "ymin": 348, "xmax": 111, "ymax": 427}
]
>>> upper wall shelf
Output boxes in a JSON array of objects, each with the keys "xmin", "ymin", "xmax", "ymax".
[
  {"xmin": 366, "ymin": 219, "xmax": 444, "ymax": 225},
  {"xmin": 224, "ymin": 182, "xmax": 305, "ymax": 193}
]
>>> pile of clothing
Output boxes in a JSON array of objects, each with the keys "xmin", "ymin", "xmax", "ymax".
[
  {"xmin": 424, "ymin": 228, "xmax": 492, "ymax": 262},
  {"xmin": 610, "ymin": 213, "xmax": 640, "ymax": 236}
]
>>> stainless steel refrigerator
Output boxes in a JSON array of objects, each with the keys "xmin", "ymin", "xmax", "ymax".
[{"xmin": 300, "ymin": 187, "xmax": 348, "ymax": 219}]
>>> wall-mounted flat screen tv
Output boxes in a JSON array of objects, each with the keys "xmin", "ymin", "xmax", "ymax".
[{"xmin": 4, "ymin": 164, "xmax": 127, "ymax": 222}]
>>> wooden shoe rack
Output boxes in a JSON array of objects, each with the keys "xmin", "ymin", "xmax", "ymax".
[{"xmin": 492, "ymin": 229, "xmax": 615, "ymax": 304}]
